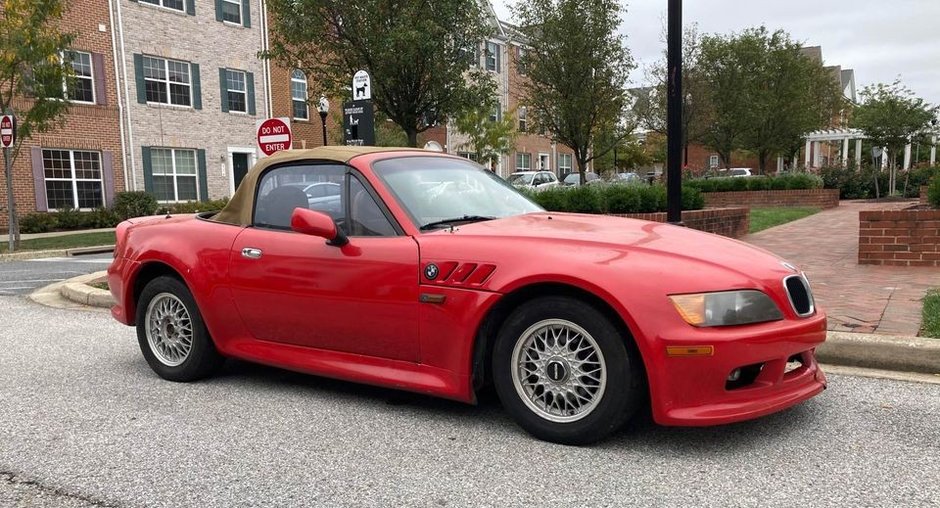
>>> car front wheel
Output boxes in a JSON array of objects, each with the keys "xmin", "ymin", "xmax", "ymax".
[
  {"xmin": 493, "ymin": 296, "xmax": 644, "ymax": 445},
  {"xmin": 136, "ymin": 275, "xmax": 224, "ymax": 382}
]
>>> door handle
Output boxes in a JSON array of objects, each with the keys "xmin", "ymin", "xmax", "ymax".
[{"xmin": 241, "ymin": 247, "xmax": 263, "ymax": 259}]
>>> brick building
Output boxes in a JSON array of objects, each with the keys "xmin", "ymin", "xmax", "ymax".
[{"xmin": 0, "ymin": 0, "xmax": 125, "ymax": 229}]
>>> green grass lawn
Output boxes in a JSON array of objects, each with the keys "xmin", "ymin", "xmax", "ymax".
[
  {"xmin": 922, "ymin": 289, "xmax": 940, "ymax": 339},
  {"xmin": 749, "ymin": 207, "xmax": 821, "ymax": 234},
  {"xmin": 0, "ymin": 231, "xmax": 116, "ymax": 254}
]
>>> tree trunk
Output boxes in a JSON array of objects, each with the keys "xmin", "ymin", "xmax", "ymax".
[
  {"xmin": 405, "ymin": 128, "xmax": 418, "ymax": 148},
  {"xmin": 577, "ymin": 156, "xmax": 588, "ymax": 185}
]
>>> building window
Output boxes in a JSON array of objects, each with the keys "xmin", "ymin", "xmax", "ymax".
[
  {"xmin": 516, "ymin": 152, "xmax": 531, "ymax": 171},
  {"xmin": 558, "ymin": 153, "xmax": 572, "ymax": 173},
  {"xmin": 457, "ymin": 151, "xmax": 478, "ymax": 162},
  {"xmin": 151, "ymin": 148, "xmax": 198, "ymax": 202},
  {"xmin": 709, "ymin": 154, "xmax": 719, "ymax": 168},
  {"xmin": 489, "ymin": 103, "xmax": 501, "ymax": 123},
  {"xmin": 486, "ymin": 42, "xmax": 501, "ymax": 72},
  {"xmin": 65, "ymin": 51, "xmax": 94, "ymax": 103},
  {"xmin": 143, "ymin": 56, "xmax": 191, "ymax": 106},
  {"xmin": 517, "ymin": 46, "xmax": 527, "ymax": 75},
  {"xmin": 139, "ymin": 0, "xmax": 185, "ymax": 12},
  {"xmin": 225, "ymin": 69, "xmax": 247, "ymax": 112},
  {"xmin": 291, "ymin": 69, "xmax": 308, "ymax": 120},
  {"xmin": 518, "ymin": 106, "xmax": 527, "ymax": 132},
  {"xmin": 221, "ymin": 0, "xmax": 241, "ymax": 23},
  {"xmin": 42, "ymin": 149, "xmax": 103, "ymax": 210}
]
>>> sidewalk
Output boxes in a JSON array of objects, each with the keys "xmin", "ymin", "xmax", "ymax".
[
  {"xmin": 19, "ymin": 227, "xmax": 115, "ymax": 241},
  {"xmin": 743, "ymin": 200, "xmax": 939, "ymax": 336}
]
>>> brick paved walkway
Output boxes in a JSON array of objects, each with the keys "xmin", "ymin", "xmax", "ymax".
[{"xmin": 743, "ymin": 200, "xmax": 940, "ymax": 336}]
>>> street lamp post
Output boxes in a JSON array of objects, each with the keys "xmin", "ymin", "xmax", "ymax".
[
  {"xmin": 666, "ymin": 0, "xmax": 683, "ymax": 224},
  {"xmin": 318, "ymin": 96, "xmax": 329, "ymax": 146}
]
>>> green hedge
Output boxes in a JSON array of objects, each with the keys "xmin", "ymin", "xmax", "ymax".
[
  {"xmin": 928, "ymin": 178, "xmax": 940, "ymax": 208},
  {"xmin": 520, "ymin": 184, "xmax": 705, "ymax": 214},
  {"xmin": 19, "ymin": 193, "xmax": 231, "ymax": 234},
  {"xmin": 684, "ymin": 173, "xmax": 824, "ymax": 193},
  {"xmin": 820, "ymin": 166, "xmax": 938, "ymax": 199}
]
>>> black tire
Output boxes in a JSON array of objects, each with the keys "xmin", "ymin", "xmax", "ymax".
[
  {"xmin": 492, "ymin": 296, "xmax": 644, "ymax": 445},
  {"xmin": 135, "ymin": 275, "xmax": 224, "ymax": 382}
]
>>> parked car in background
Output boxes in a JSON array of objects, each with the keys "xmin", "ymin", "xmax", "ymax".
[
  {"xmin": 562, "ymin": 171, "xmax": 600, "ymax": 186},
  {"xmin": 509, "ymin": 171, "xmax": 559, "ymax": 190},
  {"xmin": 726, "ymin": 168, "xmax": 753, "ymax": 178},
  {"xmin": 608, "ymin": 172, "xmax": 643, "ymax": 184},
  {"xmin": 108, "ymin": 146, "xmax": 827, "ymax": 446}
]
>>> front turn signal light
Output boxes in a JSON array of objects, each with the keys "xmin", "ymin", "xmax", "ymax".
[{"xmin": 669, "ymin": 290, "xmax": 783, "ymax": 327}]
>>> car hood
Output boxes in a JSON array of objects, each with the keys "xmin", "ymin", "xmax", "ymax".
[{"xmin": 432, "ymin": 212, "xmax": 793, "ymax": 277}]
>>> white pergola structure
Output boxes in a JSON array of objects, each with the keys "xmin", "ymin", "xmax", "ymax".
[{"xmin": 801, "ymin": 127, "xmax": 938, "ymax": 170}]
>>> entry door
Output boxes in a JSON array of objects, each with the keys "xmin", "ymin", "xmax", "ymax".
[
  {"xmin": 538, "ymin": 153, "xmax": 550, "ymax": 172},
  {"xmin": 232, "ymin": 152, "xmax": 250, "ymax": 191}
]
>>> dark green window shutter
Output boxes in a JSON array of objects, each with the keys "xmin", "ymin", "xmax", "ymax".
[
  {"xmin": 133, "ymin": 54, "xmax": 147, "ymax": 104},
  {"xmin": 215, "ymin": 0, "xmax": 223, "ymax": 21},
  {"xmin": 219, "ymin": 68, "xmax": 229, "ymax": 113},
  {"xmin": 191, "ymin": 63, "xmax": 202, "ymax": 110},
  {"xmin": 141, "ymin": 146, "xmax": 154, "ymax": 193},
  {"xmin": 185, "ymin": 0, "xmax": 195, "ymax": 15},
  {"xmin": 242, "ymin": 0, "xmax": 251, "ymax": 27},
  {"xmin": 246, "ymin": 72, "xmax": 256, "ymax": 115},
  {"xmin": 197, "ymin": 149, "xmax": 208, "ymax": 201}
]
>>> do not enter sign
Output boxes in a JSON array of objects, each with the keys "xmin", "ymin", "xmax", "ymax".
[
  {"xmin": 256, "ymin": 117, "xmax": 292, "ymax": 156},
  {"xmin": 0, "ymin": 115, "xmax": 14, "ymax": 149}
]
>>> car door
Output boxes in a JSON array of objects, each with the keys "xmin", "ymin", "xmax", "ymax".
[{"xmin": 226, "ymin": 161, "xmax": 420, "ymax": 362}]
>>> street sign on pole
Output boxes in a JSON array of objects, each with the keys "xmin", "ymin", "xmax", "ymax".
[
  {"xmin": 0, "ymin": 114, "xmax": 15, "ymax": 148},
  {"xmin": 352, "ymin": 70, "xmax": 372, "ymax": 101},
  {"xmin": 343, "ymin": 100, "xmax": 375, "ymax": 146},
  {"xmin": 256, "ymin": 117, "xmax": 292, "ymax": 156}
]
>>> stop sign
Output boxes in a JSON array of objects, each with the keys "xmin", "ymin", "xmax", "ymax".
[
  {"xmin": 256, "ymin": 117, "xmax": 292, "ymax": 156},
  {"xmin": 0, "ymin": 115, "xmax": 14, "ymax": 149}
]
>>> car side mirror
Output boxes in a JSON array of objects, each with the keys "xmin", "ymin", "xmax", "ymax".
[{"xmin": 290, "ymin": 208, "xmax": 348, "ymax": 246}]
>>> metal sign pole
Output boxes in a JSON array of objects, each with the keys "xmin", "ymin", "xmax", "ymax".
[
  {"xmin": 666, "ymin": 0, "xmax": 683, "ymax": 225},
  {"xmin": 4, "ymin": 146, "xmax": 13, "ymax": 252}
]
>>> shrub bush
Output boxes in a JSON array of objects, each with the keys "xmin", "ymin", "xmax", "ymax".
[
  {"xmin": 686, "ymin": 173, "xmax": 823, "ymax": 193},
  {"xmin": 928, "ymin": 178, "xmax": 940, "ymax": 208},
  {"xmin": 19, "ymin": 213, "xmax": 58, "ymax": 234},
  {"xmin": 820, "ymin": 166, "xmax": 935, "ymax": 199},
  {"xmin": 524, "ymin": 184, "xmax": 702, "ymax": 214},
  {"xmin": 112, "ymin": 191, "xmax": 158, "ymax": 220},
  {"xmin": 158, "ymin": 197, "xmax": 229, "ymax": 215}
]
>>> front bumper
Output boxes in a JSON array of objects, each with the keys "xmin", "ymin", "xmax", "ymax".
[{"xmin": 648, "ymin": 312, "xmax": 828, "ymax": 426}]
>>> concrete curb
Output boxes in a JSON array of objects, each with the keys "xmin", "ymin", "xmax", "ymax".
[
  {"xmin": 66, "ymin": 245, "xmax": 115, "ymax": 256},
  {"xmin": 818, "ymin": 331, "xmax": 940, "ymax": 375},
  {"xmin": 0, "ymin": 249, "xmax": 71, "ymax": 262},
  {"xmin": 57, "ymin": 271, "xmax": 114, "ymax": 308}
]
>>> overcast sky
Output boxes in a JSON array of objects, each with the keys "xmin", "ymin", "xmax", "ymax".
[{"xmin": 492, "ymin": 0, "xmax": 940, "ymax": 106}]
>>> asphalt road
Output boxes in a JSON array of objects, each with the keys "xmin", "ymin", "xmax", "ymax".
[
  {"xmin": 0, "ymin": 254, "xmax": 112, "ymax": 295},
  {"xmin": 1, "ymin": 295, "xmax": 938, "ymax": 508}
]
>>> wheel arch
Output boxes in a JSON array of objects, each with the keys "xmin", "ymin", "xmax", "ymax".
[
  {"xmin": 126, "ymin": 261, "xmax": 187, "ymax": 325},
  {"xmin": 471, "ymin": 281, "xmax": 648, "ymax": 393}
]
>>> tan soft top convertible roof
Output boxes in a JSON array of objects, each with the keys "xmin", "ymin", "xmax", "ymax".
[{"xmin": 213, "ymin": 146, "xmax": 424, "ymax": 225}]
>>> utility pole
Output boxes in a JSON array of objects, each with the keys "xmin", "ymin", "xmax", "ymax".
[{"xmin": 666, "ymin": 0, "xmax": 683, "ymax": 224}]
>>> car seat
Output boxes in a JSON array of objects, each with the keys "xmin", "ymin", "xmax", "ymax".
[{"xmin": 255, "ymin": 185, "xmax": 309, "ymax": 229}]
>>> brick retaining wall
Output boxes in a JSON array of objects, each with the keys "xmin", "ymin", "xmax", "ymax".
[
  {"xmin": 611, "ymin": 207, "xmax": 749, "ymax": 239},
  {"xmin": 858, "ymin": 209, "xmax": 940, "ymax": 267},
  {"xmin": 703, "ymin": 189, "xmax": 840, "ymax": 209}
]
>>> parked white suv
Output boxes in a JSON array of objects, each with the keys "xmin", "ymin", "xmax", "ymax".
[{"xmin": 508, "ymin": 171, "xmax": 560, "ymax": 190}]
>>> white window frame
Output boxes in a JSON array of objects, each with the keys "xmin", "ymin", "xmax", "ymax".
[
  {"xmin": 558, "ymin": 153, "xmax": 572, "ymax": 173},
  {"xmin": 518, "ymin": 106, "xmax": 527, "ymax": 132},
  {"xmin": 63, "ymin": 50, "xmax": 95, "ymax": 104},
  {"xmin": 485, "ymin": 41, "xmax": 500, "ymax": 72},
  {"xmin": 151, "ymin": 148, "xmax": 199, "ymax": 203},
  {"xmin": 291, "ymin": 69, "xmax": 309, "ymax": 120},
  {"xmin": 516, "ymin": 152, "xmax": 531, "ymax": 171},
  {"xmin": 226, "ymin": 69, "xmax": 247, "ymax": 113},
  {"xmin": 139, "ymin": 0, "xmax": 186, "ymax": 13},
  {"xmin": 517, "ymin": 46, "xmax": 527, "ymax": 75},
  {"xmin": 42, "ymin": 149, "xmax": 104, "ymax": 211},
  {"xmin": 709, "ymin": 154, "xmax": 720, "ymax": 168},
  {"xmin": 221, "ymin": 0, "xmax": 242, "ymax": 25},
  {"xmin": 538, "ymin": 153, "xmax": 550, "ymax": 172},
  {"xmin": 143, "ymin": 56, "xmax": 192, "ymax": 107},
  {"xmin": 489, "ymin": 102, "xmax": 501, "ymax": 123}
]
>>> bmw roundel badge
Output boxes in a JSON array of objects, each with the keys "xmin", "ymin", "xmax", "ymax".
[{"xmin": 425, "ymin": 263, "xmax": 440, "ymax": 280}]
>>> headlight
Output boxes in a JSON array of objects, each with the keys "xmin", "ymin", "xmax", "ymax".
[{"xmin": 669, "ymin": 290, "xmax": 783, "ymax": 327}]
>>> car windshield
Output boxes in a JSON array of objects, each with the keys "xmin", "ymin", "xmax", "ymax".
[
  {"xmin": 730, "ymin": 169, "xmax": 748, "ymax": 176},
  {"xmin": 563, "ymin": 173, "xmax": 579, "ymax": 184},
  {"xmin": 508, "ymin": 173, "xmax": 534, "ymax": 185},
  {"xmin": 373, "ymin": 157, "xmax": 543, "ymax": 230}
]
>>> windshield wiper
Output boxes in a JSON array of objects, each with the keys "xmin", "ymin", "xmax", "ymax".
[{"xmin": 419, "ymin": 215, "xmax": 496, "ymax": 231}]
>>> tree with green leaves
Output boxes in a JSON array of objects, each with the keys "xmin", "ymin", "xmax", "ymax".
[
  {"xmin": 513, "ymin": 0, "xmax": 634, "ymax": 184},
  {"xmin": 853, "ymin": 80, "xmax": 937, "ymax": 195},
  {"xmin": 698, "ymin": 27, "xmax": 841, "ymax": 173},
  {"xmin": 266, "ymin": 0, "xmax": 495, "ymax": 147},
  {"xmin": 633, "ymin": 24, "xmax": 711, "ymax": 167},
  {"xmin": 1, "ymin": 0, "xmax": 75, "ymax": 250},
  {"xmin": 453, "ymin": 99, "xmax": 517, "ymax": 171}
]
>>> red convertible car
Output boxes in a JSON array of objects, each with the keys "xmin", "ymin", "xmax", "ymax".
[{"xmin": 108, "ymin": 146, "xmax": 827, "ymax": 445}]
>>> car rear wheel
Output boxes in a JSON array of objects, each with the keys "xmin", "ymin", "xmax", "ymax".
[
  {"xmin": 136, "ymin": 276, "xmax": 224, "ymax": 382},
  {"xmin": 493, "ymin": 296, "xmax": 643, "ymax": 445}
]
